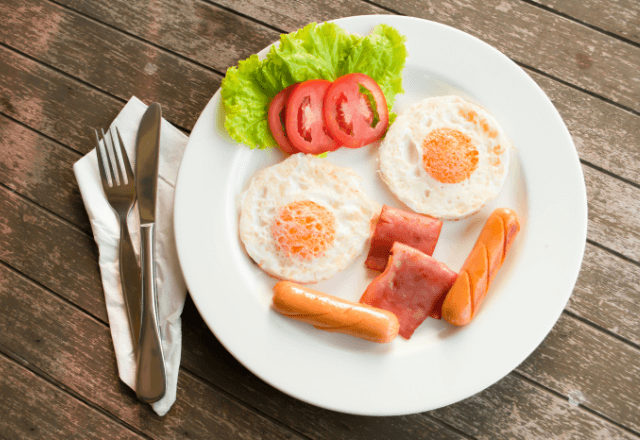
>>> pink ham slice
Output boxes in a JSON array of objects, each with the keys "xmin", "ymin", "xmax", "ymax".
[
  {"xmin": 365, "ymin": 205, "xmax": 443, "ymax": 272},
  {"xmin": 360, "ymin": 242, "xmax": 458, "ymax": 339}
]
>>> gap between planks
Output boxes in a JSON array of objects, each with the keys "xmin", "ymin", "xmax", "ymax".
[
  {"xmin": 46, "ymin": 0, "xmax": 229, "ymax": 78},
  {"xmin": 0, "ymin": 348, "xmax": 155, "ymax": 440},
  {"xmin": 0, "ymin": 181, "xmax": 89, "ymax": 239},
  {"xmin": 563, "ymin": 308, "xmax": 640, "ymax": 352},
  {"xmin": 0, "ymin": 40, "xmax": 196, "ymax": 146},
  {"xmin": 518, "ymin": 0, "xmax": 640, "ymax": 49},
  {"xmin": 581, "ymin": 159, "xmax": 640, "ymax": 192},
  {"xmin": 512, "ymin": 371, "xmax": 640, "ymax": 439}
]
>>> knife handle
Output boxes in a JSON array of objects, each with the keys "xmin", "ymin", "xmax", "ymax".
[{"xmin": 136, "ymin": 224, "xmax": 167, "ymax": 403}]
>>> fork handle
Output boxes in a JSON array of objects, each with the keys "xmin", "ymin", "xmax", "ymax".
[
  {"xmin": 119, "ymin": 218, "xmax": 141, "ymax": 353},
  {"xmin": 136, "ymin": 224, "xmax": 167, "ymax": 403}
]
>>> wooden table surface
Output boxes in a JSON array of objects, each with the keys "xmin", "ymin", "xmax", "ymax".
[{"xmin": 1, "ymin": 0, "xmax": 639, "ymax": 438}]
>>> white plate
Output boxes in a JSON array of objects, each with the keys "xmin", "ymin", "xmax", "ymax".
[{"xmin": 174, "ymin": 15, "xmax": 587, "ymax": 416}]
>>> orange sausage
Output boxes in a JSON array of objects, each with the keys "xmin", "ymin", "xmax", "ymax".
[
  {"xmin": 272, "ymin": 281, "xmax": 400, "ymax": 343},
  {"xmin": 441, "ymin": 208, "xmax": 520, "ymax": 326}
]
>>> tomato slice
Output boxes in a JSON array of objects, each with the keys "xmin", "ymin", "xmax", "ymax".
[
  {"xmin": 268, "ymin": 84, "xmax": 298, "ymax": 154},
  {"xmin": 285, "ymin": 79, "xmax": 338, "ymax": 154},
  {"xmin": 323, "ymin": 73, "xmax": 389, "ymax": 149}
]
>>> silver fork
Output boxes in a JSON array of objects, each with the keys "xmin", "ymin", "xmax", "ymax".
[{"xmin": 95, "ymin": 127, "xmax": 142, "ymax": 352}]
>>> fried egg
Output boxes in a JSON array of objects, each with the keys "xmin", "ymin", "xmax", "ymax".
[
  {"xmin": 378, "ymin": 95, "xmax": 510, "ymax": 220},
  {"xmin": 239, "ymin": 153, "xmax": 379, "ymax": 283}
]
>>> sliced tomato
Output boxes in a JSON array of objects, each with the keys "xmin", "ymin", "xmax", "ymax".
[
  {"xmin": 323, "ymin": 73, "xmax": 389, "ymax": 149},
  {"xmin": 268, "ymin": 84, "xmax": 298, "ymax": 154},
  {"xmin": 284, "ymin": 79, "xmax": 338, "ymax": 154}
]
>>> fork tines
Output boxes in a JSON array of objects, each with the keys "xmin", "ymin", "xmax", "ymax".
[{"xmin": 95, "ymin": 127, "xmax": 134, "ymax": 189}]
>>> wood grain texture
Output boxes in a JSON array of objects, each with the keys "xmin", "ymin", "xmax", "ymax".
[
  {"xmin": 0, "ymin": 353, "xmax": 142, "ymax": 440},
  {"xmin": 529, "ymin": 69, "xmax": 640, "ymax": 186},
  {"xmin": 0, "ymin": 44, "xmax": 122, "ymax": 155},
  {"xmin": 212, "ymin": 0, "xmax": 385, "ymax": 32},
  {"xmin": 0, "ymin": 185, "xmax": 105, "ymax": 320},
  {"xmin": 569, "ymin": 243, "xmax": 640, "ymax": 346},
  {"xmin": 0, "ymin": 0, "xmax": 220, "ymax": 132},
  {"xmin": 0, "ymin": 114, "xmax": 89, "ymax": 232},
  {"xmin": 53, "ymin": 0, "xmax": 280, "ymax": 72},
  {"xmin": 367, "ymin": 0, "xmax": 640, "ymax": 113},
  {"xmin": 517, "ymin": 314, "xmax": 640, "ymax": 433},
  {"xmin": 584, "ymin": 164, "xmax": 640, "ymax": 262},
  {"xmin": 0, "ymin": 264, "xmax": 303, "ymax": 440},
  {"xmin": 531, "ymin": 0, "xmax": 640, "ymax": 44},
  {"xmin": 430, "ymin": 373, "xmax": 639, "ymax": 440}
]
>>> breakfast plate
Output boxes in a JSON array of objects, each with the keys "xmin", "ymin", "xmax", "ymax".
[{"xmin": 174, "ymin": 15, "xmax": 587, "ymax": 415}]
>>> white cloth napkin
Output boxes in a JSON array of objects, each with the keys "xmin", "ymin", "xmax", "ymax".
[{"xmin": 73, "ymin": 96, "xmax": 188, "ymax": 416}]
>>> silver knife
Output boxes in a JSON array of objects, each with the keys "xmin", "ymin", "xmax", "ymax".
[{"xmin": 135, "ymin": 103, "xmax": 167, "ymax": 403}]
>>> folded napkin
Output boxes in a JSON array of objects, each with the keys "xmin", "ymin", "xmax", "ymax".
[{"xmin": 73, "ymin": 96, "xmax": 188, "ymax": 416}]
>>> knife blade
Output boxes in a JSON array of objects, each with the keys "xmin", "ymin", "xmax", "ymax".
[{"xmin": 135, "ymin": 103, "xmax": 167, "ymax": 403}]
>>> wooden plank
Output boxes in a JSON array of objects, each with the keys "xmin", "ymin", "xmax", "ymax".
[
  {"xmin": 531, "ymin": 0, "xmax": 640, "ymax": 44},
  {"xmin": 43, "ymin": 0, "xmax": 279, "ymax": 73},
  {"xmin": 0, "ymin": 353, "xmax": 142, "ymax": 440},
  {"xmin": 570, "ymin": 243, "xmax": 640, "ymax": 346},
  {"xmin": 430, "ymin": 373, "xmax": 639, "ymax": 440},
  {"xmin": 210, "ymin": 0, "xmax": 384, "ymax": 32},
  {"xmin": 0, "ymin": 114, "xmax": 89, "ymax": 232},
  {"xmin": 0, "ymin": 0, "xmax": 220, "ymax": 132},
  {"xmin": 0, "ymin": 264, "xmax": 304, "ymax": 440},
  {"xmin": 365, "ymin": 0, "xmax": 640, "ymax": 113},
  {"xmin": 0, "ymin": 44, "xmax": 122, "ymax": 155},
  {"xmin": 584, "ymin": 164, "xmax": 640, "ymax": 262},
  {"xmin": 517, "ymin": 314, "xmax": 640, "ymax": 433},
  {"xmin": 0, "ymin": 184, "xmax": 106, "ymax": 321},
  {"xmin": 528, "ymin": 69, "xmax": 640, "ymax": 186}
]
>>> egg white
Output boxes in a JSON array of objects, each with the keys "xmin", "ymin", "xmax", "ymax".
[
  {"xmin": 239, "ymin": 153, "xmax": 380, "ymax": 283},
  {"xmin": 379, "ymin": 95, "xmax": 510, "ymax": 220}
]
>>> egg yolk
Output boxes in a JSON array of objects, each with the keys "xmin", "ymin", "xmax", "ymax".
[
  {"xmin": 272, "ymin": 201, "xmax": 336, "ymax": 260},
  {"xmin": 422, "ymin": 128, "xmax": 478, "ymax": 184}
]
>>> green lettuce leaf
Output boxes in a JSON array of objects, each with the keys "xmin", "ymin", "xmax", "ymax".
[
  {"xmin": 264, "ymin": 22, "xmax": 355, "ymax": 86},
  {"xmin": 221, "ymin": 22, "xmax": 407, "ymax": 149},
  {"xmin": 221, "ymin": 55, "xmax": 278, "ymax": 149},
  {"xmin": 340, "ymin": 24, "xmax": 407, "ymax": 116}
]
